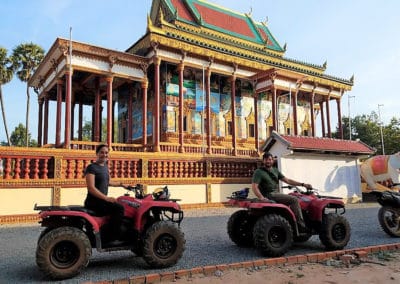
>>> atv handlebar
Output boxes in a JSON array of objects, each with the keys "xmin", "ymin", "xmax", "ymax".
[{"xmin": 124, "ymin": 184, "xmax": 145, "ymax": 199}]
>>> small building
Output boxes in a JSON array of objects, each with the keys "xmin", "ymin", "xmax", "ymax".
[{"xmin": 261, "ymin": 131, "xmax": 375, "ymax": 202}]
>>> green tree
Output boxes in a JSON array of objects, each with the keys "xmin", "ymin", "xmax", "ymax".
[
  {"xmin": 0, "ymin": 47, "xmax": 13, "ymax": 145},
  {"xmin": 11, "ymin": 42, "xmax": 44, "ymax": 147},
  {"xmin": 10, "ymin": 123, "xmax": 37, "ymax": 147},
  {"xmin": 334, "ymin": 111, "xmax": 400, "ymax": 155},
  {"xmin": 81, "ymin": 118, "xmax": 118, "ymax": 142}
]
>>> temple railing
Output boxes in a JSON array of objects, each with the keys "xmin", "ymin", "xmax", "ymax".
[{"xmin": 0, "ymin": 146, "xmax": 259, "ymax": 187}]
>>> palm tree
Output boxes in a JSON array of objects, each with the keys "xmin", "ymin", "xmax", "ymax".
[
  {"xmin": 0, "ymin": 47, "xmax": 13, "ymax": 145},
  {"xmin": 11, "ymin": 42, "xmax": 44, "ymax": 146}
]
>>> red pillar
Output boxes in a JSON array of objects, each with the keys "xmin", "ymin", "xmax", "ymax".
[
  {"xmin": 141, "ymin": 80, "xmax": 148, "ymax": 150},
  {"xmin": 254, "ymin": 92, "xmax": 259, "ymax": 152},
  {"xmin": 319, "ymin": 101, "xmax": 326, "ymax": 137},
  {"xmin": 153, "ymin": 57, "xmax": 161, "ymax": 152},
  {"xmin": 292, "ymin": 91, "xmax": 298, "ymax": 135},
  {"xmin": 230, "ymin": 76, "xmax": 237, "ymax": 156},
  {"xmin": 178, "ymin": 63, "xmax": 184, "ymax": 153},
  {"xmin": 272, "ymin": 86, "xmax": 277, "ymax": 132},
  {"xmin": 206, "ymin": 68, "xmax": 211, "ymax": 154},
  {"xmin": 37, "ymin": 98, "xmax": 43, "ymax": 146}
]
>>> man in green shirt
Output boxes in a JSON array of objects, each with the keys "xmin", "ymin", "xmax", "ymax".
[{"xmin": 252, "ymin": 152, "xmax": 312, "ymax": 229}]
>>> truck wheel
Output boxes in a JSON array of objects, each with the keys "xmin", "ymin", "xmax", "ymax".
[
  {"xmin": 253, "ymin": 214, "xmax": 293, "ymax": 257},
  {"xmin": 227, "ymin": 210, "xmax": 256, "ymax": 247},
  {"xmin": 36, "ymin": 226, "xmax": 91, "ymax": 280},
  {"xmin": 319, "ymin": 213, "xmax": 351, "ymax": 250},
  {"xmin": 142, "ymin": 221, "xmax": 185, "ymax": 268},
  {"xmin": 378, "ymin": 206, "xmax": 400, "ymax": 237}
]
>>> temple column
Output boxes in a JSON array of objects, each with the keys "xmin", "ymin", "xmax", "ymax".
[
  {"xmin": 230, "ymin": 76, "xmax": 237, "ymax": 156},
  {"xmin": 336, "ymin": 97, "xmax": 343, "ymax": 139},
  {"xmin": 177, "ymin": 63, "xmax": 184, "ymax": 153},
  {"xmin": 271, "ymin": 86, "xmax": 277, "ymax": 132},
  {"xmin": 141, "ymin": 80, "xmax": 148, "ymax": 150},
  {"xmin": 253, "ymin": 92, "xmax": 259, "ymax": 151},
  {"xmin": 319, "ymin": 101, "xmax": 326, "ymax": 137},
  {"xmin": 310, "ymin": 90, "xmax": 315, "ymax": 137},
  {"xmin": 70, "ymin": 101, "xmax": 75, "ymax": 141},
  {"xmin": 37, "ymin": 98, "xmax": 43, "ymax": 146},
  {"xmin": 153, "ymin": 57, "xmax": 161, "ymax": 152},
  {"xmin": 206, "ymin": 67, "xmax": 211, "ymax": 154},
  {"xmin": 43, "ymin": 96, "xmax": 49, "ymax": 145},
  {"xmin": 55, "ymin": 79, "xmax": 63, "ymax": 147},
  {"xmin": 64, "ymin": 70, "xmax": 72, "ymax": 149},
  {"xmin": 105, "ymin": 76, "xmax": 113, "ymax": 148},
  {"xmin": 326, "ymin": 96, "xmax": 331, "ymax": 137}
]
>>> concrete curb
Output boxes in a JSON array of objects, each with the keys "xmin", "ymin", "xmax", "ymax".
[{"xmin": 86, "ymin": 242, "xmax": 400, "ymax": 284}]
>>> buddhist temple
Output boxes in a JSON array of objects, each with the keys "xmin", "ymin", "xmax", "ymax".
[{"xmin": 0, "ymin": 0, "xmax": 374, "ymax": 224}]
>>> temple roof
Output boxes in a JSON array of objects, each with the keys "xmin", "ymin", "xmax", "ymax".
[
  {"xmin": 262, "ymin": 131, "xmax": 375, "ymax": 156},
  {"xmin": 141, "ymin": 0, "xmax": 353, "ymax": 87}
]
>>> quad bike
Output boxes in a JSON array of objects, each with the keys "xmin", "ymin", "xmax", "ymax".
[
  {"xmin": 227, "ymin": 185, "xmax": 351, "ymax": 257},
  {"xmin": 34, "ymin": 184, "xmax": 185, "ymax": 280},
  {"xmin": 370, "ymin": 184, "xmax": 400, "ymax": 237}
]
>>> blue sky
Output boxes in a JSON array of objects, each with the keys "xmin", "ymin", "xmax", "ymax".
[{"xmin": 1, "ymin": 0, "xmax": 399, "ymax": 142}]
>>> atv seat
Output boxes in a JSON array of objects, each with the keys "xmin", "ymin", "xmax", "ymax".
[{"xmin": 67, "ymin": 206, "xmax": 106, "ymax": 217}]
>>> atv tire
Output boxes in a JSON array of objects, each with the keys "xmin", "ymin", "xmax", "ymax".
[
  {"xmin": 378, "ymin": 206, "xmax": 400, "ymax": 237},
  {"xmin": 36, "ymin": 226, "xmax": 91, "ymax": 280},
  {"xmin": 319, "ymin": 213, "xmax": 351, "ymax": 250},
  {"xmin": 227, "ymin": 210, "xmax": 256, "ymax": 247},
  {"xmin": 142, "ymin": 221, "xmax": 185, "ymax": 268},
  {"xmin": 253, "ymin": 214, "xmax": 293, "ymax": 257}
]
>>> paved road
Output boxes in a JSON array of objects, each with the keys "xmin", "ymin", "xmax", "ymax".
[{"xmin": 1, "ymin": 204, "xmax": 399, "ymax": 283}]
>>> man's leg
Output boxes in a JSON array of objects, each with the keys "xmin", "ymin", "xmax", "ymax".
[{"xmin": 269, "ymin": 192, "xmax": 305, "ymax": 225}]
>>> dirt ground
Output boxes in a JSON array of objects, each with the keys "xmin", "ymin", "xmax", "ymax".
[{"xmin": 166, "ymin": 251, "xmax": 400, "ymax": 284}]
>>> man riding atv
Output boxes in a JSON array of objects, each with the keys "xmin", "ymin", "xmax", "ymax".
[{"xmin": 252, "ymin": 152, "xmax": 312, "ymax": 230}]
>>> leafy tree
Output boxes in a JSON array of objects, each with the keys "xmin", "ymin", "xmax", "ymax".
[
  {"xmin": 0, "ymin": 47, "xmax": 13, "ymax": 145},
  {"xmin": 10, "ymin": 123, "xmax": 37, "ymax": 147},
  {"xmin": 81, "ymin": 118, "xmax": 118, "ymax": 142},
  {"xmin": 11, "ymin": 42, "xmax": 45, "ymax": 147},
  {"xmin": 334, "ymin": 111, "xmax": 400, "ymax": 155}
]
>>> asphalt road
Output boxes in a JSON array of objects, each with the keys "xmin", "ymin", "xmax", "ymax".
[{"xmin": 1, "ymin": 204, "xmax": 399, "ymax": 283}]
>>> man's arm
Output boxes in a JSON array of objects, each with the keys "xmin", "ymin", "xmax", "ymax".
[
  {"xmin": 281, "ymin": 177, "xmax": 312, "ymax": 189},
  {"xmin": 252, "ymin": 182, "xmax": 267, "ymax": 200}
]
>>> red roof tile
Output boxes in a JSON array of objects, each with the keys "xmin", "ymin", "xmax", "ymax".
[
  {"xmin": 193, "ymin": 3, "xmax": 255, "ymax": 39},
  {"xmin": 171, "ymin": 0, "xmax": 194, "ymax": 22},
  {"xmin": 280, "ymin": 135, "xmax": 375, "ymax": 154}
]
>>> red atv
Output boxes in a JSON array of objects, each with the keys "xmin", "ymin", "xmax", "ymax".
[
  {"xmin": 227, "ymin": 185, "xmax": 351, "ymax": 257},
  {"xmin": 34, "ymin": 184, "xmax": 185, "ymax": 280}
]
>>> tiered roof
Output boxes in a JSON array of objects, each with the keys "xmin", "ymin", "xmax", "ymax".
[{"xmin": 141, "ymin": 0, "xmax": 352, "ymax": 87}]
